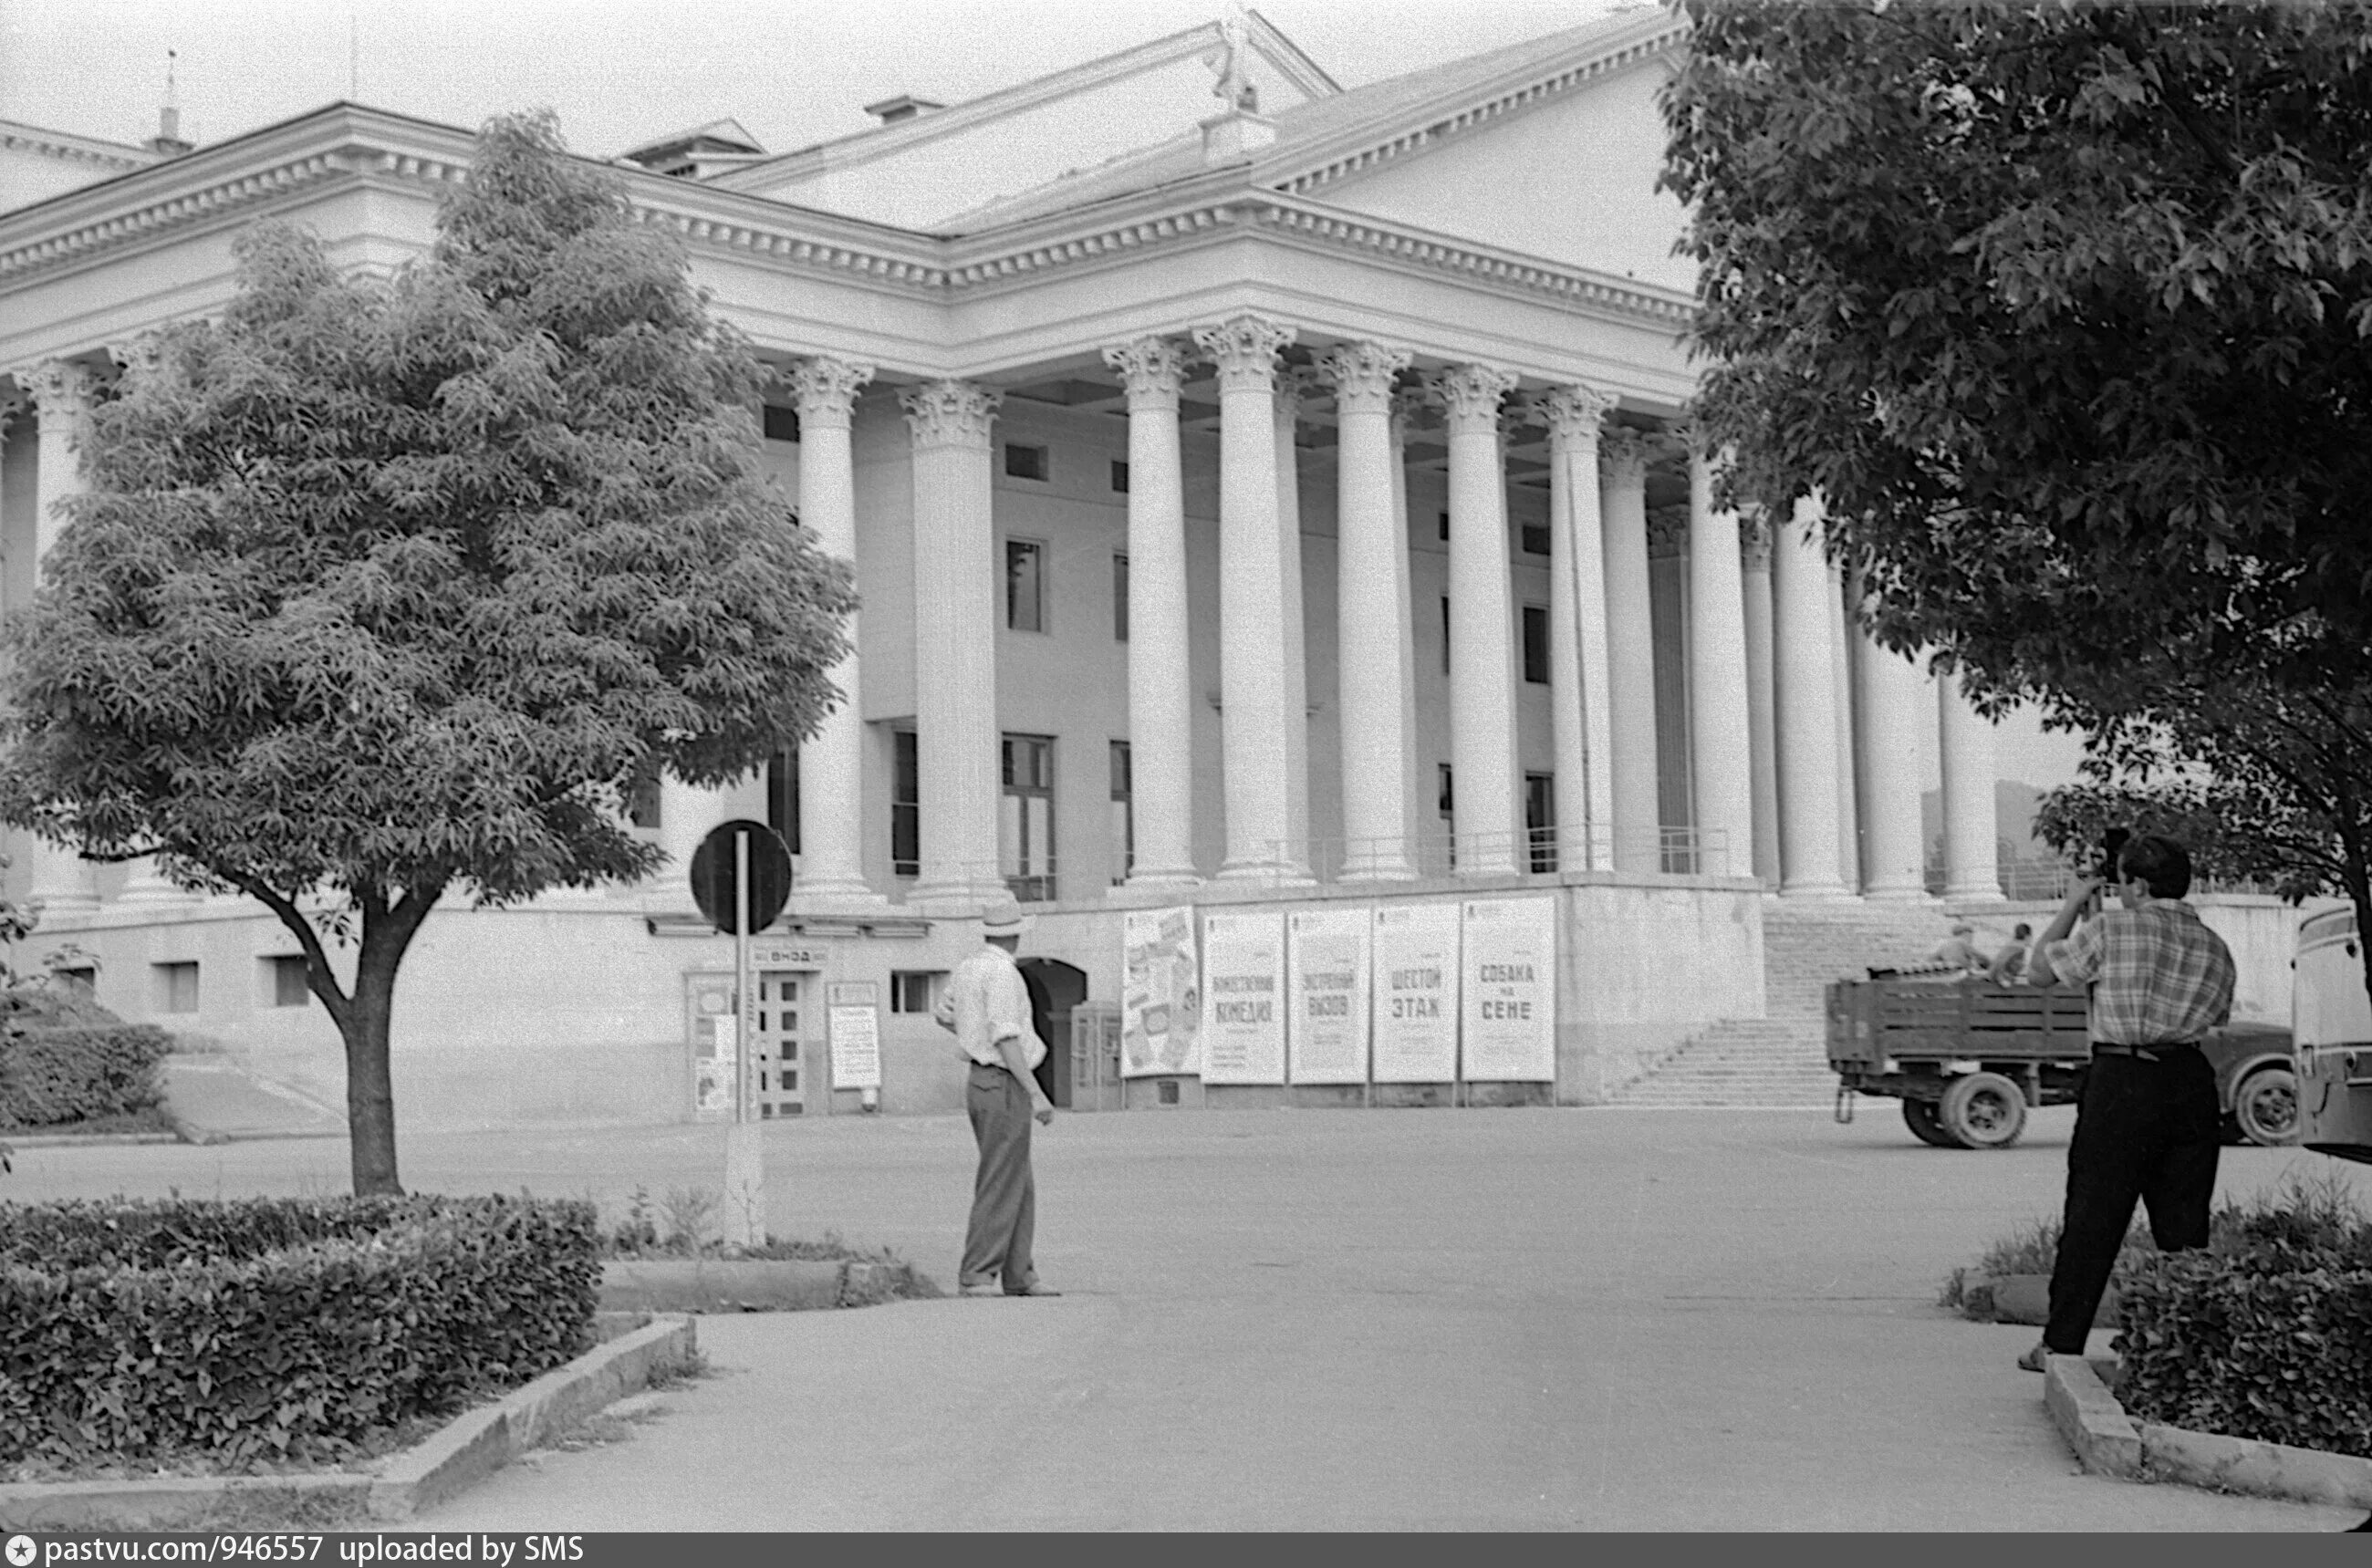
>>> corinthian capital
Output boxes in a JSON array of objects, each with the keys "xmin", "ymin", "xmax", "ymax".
[
  {"xmin": 1101, "ymin": 337, "xmax": 1189, "ymax": 407},
  {"xmin": 12, "ymin": 358, "xmax": 98, "ymax": 419},
  {"xmin": 1191, "ymin": 314, "xmax": 1295, "ymax": 395},
  {"xmin": 1431, "ymin": 363, "xmax": 1518, "ymax": 433},
  {"xmin": 1540, "ymin": 384, "xmax": 1618, "ymax": 450},
  {"xmin": 900, "ymin": 379, "xmax": 1001, "ymax": 450},
  {"xmin": 1599, "ymin": 426, "xmax": 1654, "ymax": 487},
  {"xmin": 785, "ymin": 356, "xmax": 875, "ymax": 428},
  {"xmin": 108, "ymin": 334, "xmax": 166, "ymax": 382},
  {"xmin": 1319, "ymin": 341, "xmax": 1412, "ymax": 417}
]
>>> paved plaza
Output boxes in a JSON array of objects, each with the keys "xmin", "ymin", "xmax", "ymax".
[{"xmin": 11, "ymin": 1106, "xmax": 2368, "ymax": 1531}]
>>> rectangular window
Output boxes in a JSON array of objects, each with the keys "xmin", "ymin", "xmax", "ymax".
[
  {"xmin": 1520, "ymin": 523, "xmax": 1551, "ymax": 556},
  {"xmin": 266, "ymin": 955, "xmax": 311, "ymax": 1008},
  {"xmin": 1441, "ymin": 597, "xmax": 1451, "ymax": 675},
  {"xmin": 1522, "ymin": 604, "xmax": 1550, "ymax": 685},
  {"xmin": 1438, "ymin": 510, "xmax": 1451, "ymax": 542},
  {"xmin": 1438, "ymin": 763, "xmax": 1456, "ymax": 871},
  {"xmin": 892, "ymin": 729, "xmax": 920, "ymax": 877},
  {"xmin": 1006, "ymin": 539, "xmax": 1046, "ymax": 633},
  {"xmin": 1001, "ymin": 732, "xmax": 1056, "ymax": 902},
  {"xmin": 1525, "ymin": 773, "xmax": 1557, "ymax": 874},
  {"xmin": 890, "ymin": 971, "xmax": 944, "ymax": 1014},
  {"xmin": 1113, "ymin": 553, "xmax": 1129, "ymax": 642},
  {"xmin": 766, "ymin": 745, "xmax": 801, "ymax": 856},
  {"xmin": 1109, "ymin": 740, "xmax": 1133, "ymax": 886},
  {"xmin": 154, "ymin": 961, "xmax": 199, "ymax": 1015},
  {"xmin": 1004, "ymin": 442, "xmax": 1049, "ymax": 481},
  {"xmin": 761, "ymin": 405, "xmax": 800, "ymax": 442},
  {"xmin": 1109, "ymin": 458, "xmax": 1130, "ymax": 493}
]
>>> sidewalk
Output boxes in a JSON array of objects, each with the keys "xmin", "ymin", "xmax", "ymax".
[{"xmin": 159, "ymin": 1055, "xmax": 345, "ymax": 1142}]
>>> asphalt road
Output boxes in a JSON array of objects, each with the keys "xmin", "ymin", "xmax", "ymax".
[{"xmin": 11, "ymin": 1106, "xmax": 2368, "ymax": 1531}]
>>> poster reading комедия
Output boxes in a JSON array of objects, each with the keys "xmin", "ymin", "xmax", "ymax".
[
  {"xmin": 1370, "ymin": 901, "xmax": 1460, "ymax": 1084},
  {"xmin": 1200, "ymin": 909, "xmax": 1287, "ymax": 1085},
  {"xmin": 1460, "ymin": 897, "xmax": 1557, "ymax": 1082},
  {"xmin": 1120, "ymin": 905, "xmax": 1201, "ymax": 1078},
  {"xmin": 1287, "ymin": 906, "xmax": 1371, "ymax": 1085}
]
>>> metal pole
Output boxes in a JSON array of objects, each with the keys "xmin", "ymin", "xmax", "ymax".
[{"xmin": 735, "ymin": 827, "xmax": 752, "ymax": 1124}]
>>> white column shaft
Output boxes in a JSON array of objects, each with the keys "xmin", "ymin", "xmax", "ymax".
[
  {"xmin": 1273, "ymin": 388, "xmax": 1312, "ymax": 864},
  {"xmin": 1325, "ymin": 345, "xmax": 1416, "ymax": 880},
  {"xmin": 787, "ymin": 358, "xmax": 881, "ymax": 908},
  {"xmin": 1686, "ymin": 452, "xmax": 1755, "ymax": 880},
  {"xmin": 1773, "ymin": 498, "xmax": 1847, "ymax": 897},
  {"xmin": 1940, "ymin": 667, "xmax": 2003, "ymax": 901},
  {"xmin": 1544, "ymin": 387, "xmax": 1618, "ymax": 872},
  {"xmin": 1104, "ymin": 340, "xmax": 1199, "ymax": 887},
  {"xmin": 1599, "ymin": 441, "xmax": 1659, "ymax": 875},
  {"xmin": 24, "ymin": 362, "xmax": 100, "ymax": 914},
  {"xmin": 1440, "ymin": 365, "xmax": 1521, "ymax": 877},
  {"xmin": 1856, "ymin": 629, "xmax": 1930, "ymax": 900},
  {"xmin": 1828, "ymin": 566, "xmax": 1862, "ymax": 893},
  {"xmin": 1741, "ymin": 542, "xmax": 1780, "ymax": 885},
  {"xmin": 904, "ymin": 381, "xmax": 1004, "ymax": 909}
]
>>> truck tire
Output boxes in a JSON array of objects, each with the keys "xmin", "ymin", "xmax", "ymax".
[
  {"xmin": 1901, "ymin": 1096, "xmax": 1960, "ymax": 1147},
  {"xmin": 1939, "ymin": 1072, "xmax": 2027, "ymax": 1149},
  {"xmin": 2233, "ymin": 1065, "xmax": 2300, "ymax": 1147}
]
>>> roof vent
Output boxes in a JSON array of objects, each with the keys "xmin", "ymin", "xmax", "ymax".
[{"xmin": 864, "ymin": 94, "xmax": 944, "ymax": 126}]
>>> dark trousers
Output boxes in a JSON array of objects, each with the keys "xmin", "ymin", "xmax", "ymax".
[
  {"xmin": 960, "ymin": 1062, "xmax": 1036, "ymax": 1292},
  {"xmin": 2044, "ymin": 1051, "xmax": 2221, "ymax": 1353}
]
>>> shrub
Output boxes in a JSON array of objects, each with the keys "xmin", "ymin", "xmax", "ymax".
[
  {"xmin": 0, "ymin": 1195, "xmax": 598, "ymax": 1471},
  {"xmin": 0, "ymin": 1024, "xmax": 172, "ymax": 1127}
]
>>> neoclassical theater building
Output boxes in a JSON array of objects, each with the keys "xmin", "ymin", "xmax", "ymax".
[{"xmin": 0, "ymin": 9, "xmax": 2020, "ymax": 1127}]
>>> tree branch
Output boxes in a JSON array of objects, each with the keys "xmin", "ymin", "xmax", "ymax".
[{"xmin": 220, "ymin": 870, "xmax": 354, "ymax": 1033}]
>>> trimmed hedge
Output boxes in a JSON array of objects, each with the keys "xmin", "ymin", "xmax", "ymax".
[
  {"xmin": 0, "ymin": 1024, "xmax": 172, "ymax": 1127},
  {"xmin": 2116, "ymin": 1210, "xmax": 2372, "ymax": 1460},
  {"xmin": 0, "ymin": 1196, "xmax": 599, "ymax": 1471}
]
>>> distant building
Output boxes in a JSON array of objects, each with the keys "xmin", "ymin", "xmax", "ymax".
[{"xmin": 0, "ymin": 11, "xmax": 2012, "ymax": 1128}]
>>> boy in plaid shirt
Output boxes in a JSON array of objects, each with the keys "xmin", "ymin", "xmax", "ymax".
[{"xmin": 2018, "ymin": 833, "xmax": 2236, "ymax": 1371}]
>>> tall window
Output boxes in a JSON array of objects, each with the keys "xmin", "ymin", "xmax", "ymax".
[
  {"xmin": 1438, "ymin": 763, "xmax": 1455, "ymax": 870},
  {"xmin": 1522, "ymin": 604, "xmax": 1550, "ymax": 685},
  {"xmin": 1002, "ymin": 733, "xmax": 1056, "ymax": 901},
  {"xmin": 761, "ymin": 406, "xmax": 800, "ymax": 442},
  {"xmin": 891, "ymin": 729, "xmax": 920, "ymax": 878},
  {"xmin": 154, "ymin": 961, "xmax": 199, "ymax": 1014},
  {"xmin": 266, "ymin": 955, "xmax": 310, "ymax": 1008},
  {"xmin": 1109, "ymin": 459, "xmax": 1130, "ymax": 493},
  {"xmin": 1006, "ymin": 539, "xmax": 1046, "ymax": 632},
  {"xmin": 1441, "ymin": 597, "xmax": 1451, "ymax": 675},
  {"xmin": 1112, "ymin": 553, "xmax": 1129, "ymax": 642},
  {"xmin": 766, "ymin": 745, "xmax": 800, "ymax": 856},
  {"xmin": 1525, "ymin": 773, "xmax": 1557, "ymax": 874},
  {"xmin": 1109, "ymin": 740, "xmax": 1133, "ymax": 885},
  {"xmin": 1004, "ymin": 442, "xmax": 1049, "ymax": 481}
]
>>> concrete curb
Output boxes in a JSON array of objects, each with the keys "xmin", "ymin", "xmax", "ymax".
[
  {"xmin": 598, "ymin": 1257, "xmax": 900, "ymax": 1313},
  {"xmin": 0, "ymin": 1314, "xmax": 697, "ymax": 1531},
  {"xmin": 2046, "ymin": 1355, "xmax": 2372, "ymax": 1508}
]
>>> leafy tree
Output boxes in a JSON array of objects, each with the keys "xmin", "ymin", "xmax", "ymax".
[
  {"xmin": 1663, "ymin": 3, "xmax": 2372, "ymax": 1008},
  {"xmin": 0, "ymin": 112, "xmax": 855, "ymax": 1195}
]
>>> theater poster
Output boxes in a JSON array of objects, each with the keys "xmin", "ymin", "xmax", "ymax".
[
  {"xmin": 1121, "ymin": 905, "xmax": 1201, "ymax": 1078},
  {"xmin": 1460, "ymin": 897, "xmax": 1557, "ymax": 1082},
  {"xmin": 1370, "ymin": 901, "xmax": 1460, "ymax": 1084},
  {"xmin": 1199, "ymin": 909, "xmax": 1286, "ymax": 1085},
  {"xmin": 1287, "ymin": 906, "xmax": 1370, "ymax": 1085}
]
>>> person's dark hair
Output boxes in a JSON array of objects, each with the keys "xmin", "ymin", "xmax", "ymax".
[
  {"xmin": 2118, "ymin": 834, "xmax": 2192, "ymax": 900},
  {"xmin": 2013, "ymin": 923, "xmax": 2032, "ymax": 940}
]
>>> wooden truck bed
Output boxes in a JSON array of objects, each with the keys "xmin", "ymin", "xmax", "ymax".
[{"xmin": 1827, "ymin": 977, "xmax": 2090, "ymax": 1068}]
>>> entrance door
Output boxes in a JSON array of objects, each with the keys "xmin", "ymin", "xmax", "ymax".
[{"xmin": 753, "ymin": 970, "xmax": 811, "ymax": 1118}]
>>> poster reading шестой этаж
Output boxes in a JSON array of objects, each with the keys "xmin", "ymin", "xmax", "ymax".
[{"xmin": 1371, "ymin": 901, "xmax": 1460, "ymax": 1084}]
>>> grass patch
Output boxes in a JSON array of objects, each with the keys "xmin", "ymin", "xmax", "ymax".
[{"xmin": 599, "ymin": 1185, "xmax": 943, "ymax": 1302}]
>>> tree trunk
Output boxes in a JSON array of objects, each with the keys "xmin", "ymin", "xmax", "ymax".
[{"xmin": 342, "ymin": 950, "xmax": 403, "ymax": 1196}]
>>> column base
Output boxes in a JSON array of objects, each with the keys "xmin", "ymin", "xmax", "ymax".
[
  {"xmin": 1860, "ymin": 884, "xmax": 1935, "ymax": 903},
  {"xmin": 1943, "ymin": 882, "xmax": 2009, "ymax": 903},
  {"xmin": 1778, "ymin": 881, "xmax": 1857, "ymax": 900},
  {"xmin": 1337, "ymin": 866, "xmax": 1419, "ymax": 885},
  {"xmin": 30, "ymin": 894, "xmax": 102, "ymax": 919}
]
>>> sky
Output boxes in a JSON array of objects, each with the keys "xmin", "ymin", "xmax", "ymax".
[{"xmin": 0, "ymin": 0, "xmax": 2092, "ymax": 794}]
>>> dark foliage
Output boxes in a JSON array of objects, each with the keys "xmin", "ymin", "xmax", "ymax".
[{"xmin": 0, "ymin": 1025, "xmax": 172, "ymax": 1129}]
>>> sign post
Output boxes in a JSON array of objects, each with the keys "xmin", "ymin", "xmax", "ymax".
[{"xmin": 692, "ymin": 818, "xmax": 795, "ymax": 1251}]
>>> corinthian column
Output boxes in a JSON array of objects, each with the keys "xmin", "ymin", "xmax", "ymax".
[
  {"xmin": 1773, "ymin": 495, "xmax": 1848, "ymax": 898},
  {"xmin": 1857, "ymin": 622, "xmax": 1930, "ymax": 901},
  {"xmin": 1322, "ymin": 342, "xmax": 1417, "ymax": 880},
  {"xmin": 785, "ymin": 356, "xmax": 883, "ymax": 909},
  {"xmin": 18, "ymin": 360, "xmax": 102, "ymax": 915},
  {"xmin": 1435, "ymin": 363, "xmax": 1522, "ymax": 877},
  {"xmin": 1193, "ymin": 315, "xmax": 1311, "ymax": 884},
  {"xmin": 1102, "ymin": 337, "xmax": 1200, "ymax": 887},
  {"xmin": 1687, "ymin": 444, "xmax": 1754, "ymax": 881},
  {"xmin": 1739, "ymin": 514, "xmax": 1780, "ymax": 885},
  {"xmin": 1541, "ymin": 386, "xmax": 1618, "ymax": 871},
  {"xmin": 1940, "ymin": 665, "xmax": 2003, "ymax": 901},
  {"xmin": 1598, "ymin": 430, "xmax": 1659, "ymax": 875},
  {"xmin": 901, "ymin": 380, "xmax": 1005, "ymax": 910}
]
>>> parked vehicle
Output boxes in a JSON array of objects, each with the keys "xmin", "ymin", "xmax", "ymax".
[
  {"xmin": 1826, "ymin": 972, "xmax": 2297, "ymax": 1150},
  {"xmin": 2294, "ymin": 907, "xmax": 2372, "ymax": 1165}
]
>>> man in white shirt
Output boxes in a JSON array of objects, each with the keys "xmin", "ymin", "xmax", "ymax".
[{"xmin": 936, "ymin": 906, "xmax": 1059, "ymax": 1298}]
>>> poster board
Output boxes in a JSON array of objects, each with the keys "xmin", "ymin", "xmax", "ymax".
[
  {"xmin": 826, "ymin": 981, "xmax": 881, "ymax": 1091},
  {"xmin": 1121, "ymin": 905, "xmax": 1202, "ymax": 1077},
  {"xmin": 1460, "ymin": 897, "xmax": 1557, "ymax": 1082},
  {"xmin": 1199, "ymin": 909, "xmax": 1287, "ymax": 1085},
  {"xmin": 1371, "ymin": 901, "xmax": 1461, "ymax": 1084},
  {"xmin": 1287, "ymin": 906, "xmax": 1371, "ymax": 1085}
]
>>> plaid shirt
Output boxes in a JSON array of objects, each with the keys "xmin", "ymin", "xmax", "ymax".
[{"xmin": 2042, "ymin": 899, "xmax": 2236, "ymax": 1045}]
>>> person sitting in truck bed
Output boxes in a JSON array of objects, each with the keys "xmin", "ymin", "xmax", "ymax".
[
  {"xmin": 1929, "ymin": 921, "xmax": 1992, "ymax": 975},
  {"xmin": 1987, "ymin": 922, "xmax": 2036, "ymax": 985}
]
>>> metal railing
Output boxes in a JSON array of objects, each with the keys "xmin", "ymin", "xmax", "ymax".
[{"xmin": 1243, "ymin": 826, "xmax": 1732, "ymax": 888}]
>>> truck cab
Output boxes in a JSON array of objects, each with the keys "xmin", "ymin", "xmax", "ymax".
[{"xmin": 2295, "ymin": 907, "xmax": 2372, "ymax": 1164}]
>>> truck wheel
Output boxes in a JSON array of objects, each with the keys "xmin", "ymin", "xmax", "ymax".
[
  {"xmin": 1940, "ymin": 1073, "xmax": 2027, "ymax": 1149},
  {"xmin": 1901, "ymin": 1096, "xmax": 1960, "ymax": 1147},
  {"xmin": 2233, "ymin": 1066, "xmax": 2300, "ymax": 1147}
]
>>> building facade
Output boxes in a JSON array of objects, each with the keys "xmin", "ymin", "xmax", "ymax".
[{"xmin": 0, "ymin": 11, "xmax": 2012, "ymax": 1128}]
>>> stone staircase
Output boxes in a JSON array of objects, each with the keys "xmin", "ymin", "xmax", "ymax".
[{"xmin": 1613, "ymin": 899, "xmax": 1967, "ymax": 1107}]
